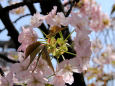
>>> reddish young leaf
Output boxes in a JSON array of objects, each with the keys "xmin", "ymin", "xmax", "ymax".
[
  {"xmin": 42, "ymin": 46, "xmax": 54, "ymax": 72},
  {"xmin": 25, "ymin": 41, "xmax": 41, "ymax": 59}
]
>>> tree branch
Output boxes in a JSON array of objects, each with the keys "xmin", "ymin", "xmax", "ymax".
[
  {"xmin": 0, "ymin": 0, "xmax": 40, "ymax": 13},
  {"xmin": 0, "ymin": 68, "xmax": 4, "ymax": 76},
  {"xmin": 65, "ymin": 0, "xmax": 76, "ymax": 17},
  {"xmin": 13, "ymin": 14, "xmax": 31, "ymax": 23},
  {"xmin": 0, "ymin": 4, "xmax": 20, "ymax": 49},
  {"xmin": 0, "ymin": 54, "xmax": 19, "ymax": 63},
  {"xmin": 0, "ymin": 40, "xmax": 16, "ymax": 49}
]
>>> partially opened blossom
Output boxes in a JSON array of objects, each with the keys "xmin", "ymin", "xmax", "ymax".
[{"xmin": 18, "ymin": 27, "xmax": 38, "ymax": 52}]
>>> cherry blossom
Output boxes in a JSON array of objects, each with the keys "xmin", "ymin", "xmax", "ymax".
[
  {"xmin": 0, "ymin": 0, "xmax": 111, "ymax": 85},
  {"xmin": 31, "ymin": 6, "xmax": 57, "ymax": 28},
  {"xmin": 27, "ymin": 72, "xmax": 47, "ymax": 86},
  {"xmin": 32, "ymin": 58, "xmax": 53, "ymax": 77},
  {"xmin": 69, "ymin": 11, "xmax": 92, "ymax": 71},
  {"xmin": 78, "ymin": 0, "xmax": 110, "ymax": 31},
  {"xmin": 18, "ymin": 27, "xmax": 38, "ymax": 52},
  {"xmin": 46, "ymin": 12, "xmax": 68, "ymax": 27},
  {"xmin": 56, "ymin": 58, "xmax": 82, "ymax": 85},
  {"xmin": 0, "ymin": 72, "xmax": 13, "ymax": 86},
  {"xmin": 31, "ymin": 13, "xmax": 46, "ymax": 28},
  {"xmin": 51, "ymin": 75, "xmax": 65, "ymax": 86},
  {"xmin": 10, "ymin": 58, "xmax": 31, "ymax": 81},
  {"xmin": 91, "ymin": 38, "xmax": 103, "ymax": 53}
]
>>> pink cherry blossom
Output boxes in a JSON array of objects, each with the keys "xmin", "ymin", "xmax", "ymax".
[
  {"xmin": 46, "ymin": 12, "xmax": 68, "ymax": 27},
  {"xmin": 79, "ymin": 0, "xmax": 110, "ymax": 31},
  {"xmin": 18, "ymin": 27, "xmax": 38, "ymax": 52},
  {"xmin": 10, "ymin": 58, "xmax": 31, "ymax": 81},
  {"xmin": 31, "ymin": 6, "xmax": 57, "ymax": 28},
  {"xmin": 56, "ymin": 58, "xmax": 82, "ymax": 85},
  {"xmin": 68, "ymin": 12, "xmax": 89, "ymax": 28},
  {"xmin": 0, "ymin": 72, "xmax": 13, "ymax": 86},
  {"xmin": 51, "ymin": 75, "xmax": 65, "ymax": 86},
  {"xmin": 32, "ymin": 58, "xmax": 53, "ymax": 77},
  {"xmin": 27, "ymin": 72, "xmax": 47, "ymax": 86},
  {"xmin": 31, "ymin": 13, "xmax": 46, "ymax": 28},
  {"xmin": 72, "ymin": 14, "xmax": 92, "ymax": 71}
]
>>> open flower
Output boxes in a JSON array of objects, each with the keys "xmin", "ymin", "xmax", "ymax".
[
  {"xmin": 18, "ymin": 27, "xmax": 38, "ymax": 52},
  {"xmin": 10, "ymin": 58, "xmax": 31, "ymax": 81},
  {"xmin": 51, "ymin": 75, "xmax": 65, "ymax": 86},
  {"xmin": 0, "ymin": 72, "xmax": 13, "ymax": 86},
  {"xmin": 56, "ymin": 58, "xmax": 82, "ymax": 85},
  {"xmin": 27, "ymin": 72, "xmax": 47, "ymax": 86}
]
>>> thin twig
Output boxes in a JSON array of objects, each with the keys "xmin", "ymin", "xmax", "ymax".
[
  {"xmin": 13, "ymin": 14, "xmax": 31, "ymax": 23},
  {"xmin": 0, "ymin": 0, "xmax": 40, "ymax": 13},
  {"xmin": 0, "ymin": 54, "xmax": 19, "ymax": 63},
  {"xmin": 0, "ymin": 28, "xmax": 5, "ymax": 33}
]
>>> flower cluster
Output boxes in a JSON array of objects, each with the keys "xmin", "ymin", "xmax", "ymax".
[
  {"xmin": 76, "ymin": 0, "xmax": 110, "ymax": 31},
  {"xmin": 0, "ymin": 0, "xmax": 110, "ymax": 85},
  {"xmin": 84, "ymin": 42, "xmax": 115, "ymax": 86}
]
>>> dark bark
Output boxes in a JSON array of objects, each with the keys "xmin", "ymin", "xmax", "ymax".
[
  {"xmin": 0, "ymin": 4, "xmax": 20, "ymax": 49},
  {"xmin": 0, "ymin": 54, "xmax": 19, "ymax": 63},
  {"xmin": 0, "ymin": 68, "xmax": 4, "ymax": 76},
  {"xmin": 23, "ymin": 0, "xmax": 37, "ymax": 15}
]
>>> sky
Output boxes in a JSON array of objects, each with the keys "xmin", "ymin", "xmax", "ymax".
[{"xmin": 95, "ymin": 0, "xmax": 114, "ymax": 15}]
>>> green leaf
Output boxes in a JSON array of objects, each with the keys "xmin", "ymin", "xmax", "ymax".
[
  {"xmin": 25, "ymin": 42, "xmax": 41, "ymax": 59},
  {"xmin": 42, "ymin": 46, "xmax": 54, "ymax": 72}
]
